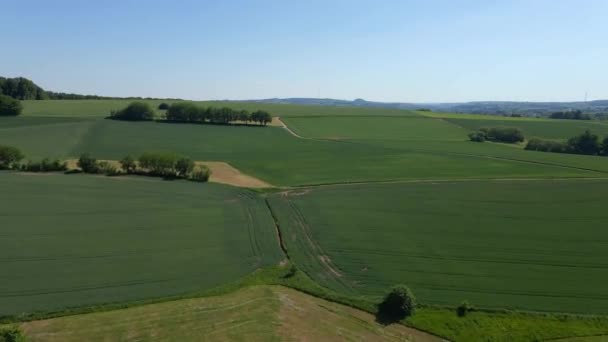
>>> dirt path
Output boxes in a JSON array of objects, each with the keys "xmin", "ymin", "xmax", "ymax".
[{"xmin": 272, "ymin": 117, "xmax": 307, "ymax": 139}]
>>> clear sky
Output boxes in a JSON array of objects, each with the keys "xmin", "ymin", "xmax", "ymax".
[{"xmin": 1, "ymin": 0, "xmax": 606, "ymax": 102}]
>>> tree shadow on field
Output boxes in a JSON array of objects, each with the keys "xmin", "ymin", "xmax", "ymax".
[{"xmin": 375, "ymin": 302, "xmax": 406, "ymax": 325}]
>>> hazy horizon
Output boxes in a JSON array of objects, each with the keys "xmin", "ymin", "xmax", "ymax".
[{"xmin": 1, "ymin": 0, "xmax": 607, "ymax": 103}]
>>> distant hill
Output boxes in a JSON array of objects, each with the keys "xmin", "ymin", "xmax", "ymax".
[{"xmin": 245, "ymin": 98, "xmax": 608, "ymax": 117}]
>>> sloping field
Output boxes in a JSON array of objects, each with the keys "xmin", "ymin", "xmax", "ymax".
[
  {"xmin": 3, "ymin": 117, "xmax": 606, "ymax": 187},
  {"xmin": 0, "ymin": 173, "xmax": 283, "ymax": 317},
  {"xmin": 268, "ymin": 179, "xmax": 608, "ymax": 314},
  {"xmin": 19, "ymin": 286, "xmax": 437, "ymax": 342}
]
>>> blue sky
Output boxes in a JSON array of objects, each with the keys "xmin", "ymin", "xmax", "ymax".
[{"xmin": 1, "ymin": 0, "xmax": 606, "ymax": 102}]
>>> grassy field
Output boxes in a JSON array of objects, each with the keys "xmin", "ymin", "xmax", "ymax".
[
  {"xmin": 268, "ymin": 179, "xmax": 608, "ymax": 314},
  {"xmin": 0, "ymin": 172, "xmax": 283, "ymax": 317},
  {"xmin": 17, "ymin": 285, "xmax": 433, "ymax": 342}
]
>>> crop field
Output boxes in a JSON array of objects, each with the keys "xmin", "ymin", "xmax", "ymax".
[
  {"xmin": 268, "ymin": 179, "xmax": 608, "ymax": 314},
  {"xmin": 0, "ymin": 173, "xmax": 283, "ymax": 317},
  {"xmin": 17, "ymin": 285, "xmax": 433, "ymax": 342}
]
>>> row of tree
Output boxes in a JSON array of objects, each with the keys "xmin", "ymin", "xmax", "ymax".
[
  {"xmin": 526, "ymin": 130, "xmax": 608, "ymax": 156},
  {"xmin": 78, "ymin": 152, "xmax": 210, "ymax": 181},
  {"xmin": 0, "ymin": 145, "xmax": 210, "ymax": 182},
  {"xmin": 109, "ymin": 101, "xmax": 273, "ymax": 126},
  {"xmin": 0, "ymin": 76, "xmax": 182, "ymax": 101},
  {"xmin": 468, "ymin": 127, "xmax": 525, "ymax": 143},
  {"xmin": 549, "ymin": 110, "xmax": 592, "ymax": 121},
  {"xmin": 165, "ymin": 102, "xmax": 272, "ymax": 125}
]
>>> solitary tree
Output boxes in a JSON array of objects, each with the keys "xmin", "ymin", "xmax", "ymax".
[
  {"xmin": 377, "ymin": 285, "xmax": 417, "ymax": 322},
  {"xmin": 0, "ymin": 95, "xmax": 23, "ymax": 116}
]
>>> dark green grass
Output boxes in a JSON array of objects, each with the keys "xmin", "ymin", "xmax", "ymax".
[
  {"xmin": 445, "ymin": 117, "xmax": 608, "ymax": 140},
  {"xmin": 268, "ymin": 179, "xmax": 608, "ymax": 314},
  {"xmin": 0, "ymin": 172, "xmax": 284, "ymax": 317}
]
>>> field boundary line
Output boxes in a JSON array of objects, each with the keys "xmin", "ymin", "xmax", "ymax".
[
  {"xmin": 263, "ymin": 198, "xmax": 290, "ymax": 260},
  {"xmin": 286, "ymin": 177, "xmax": 608, "ymax": 190}
]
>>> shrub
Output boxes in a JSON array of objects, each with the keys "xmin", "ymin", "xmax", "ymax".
[
  {"xmin": 138, "ymin": 152, "xmax": 180, "ymax": 177},
  {"xmin": 457, "ymin": 300, "xmax": 474, "ymax": 317},
  {"xmin": 525, "ymin": 138, "xmax": 569, "ymax": 153},
  {"xmin": 97, "ymin": 161, "xmax": 121, "ymax": 176},
  {"xmin": 189, "ymin": 165, "xmax": 211, "ymax": 182},
  {"xmin": 175, "ymin": 157, "xmax": 194, "ymax": 177},
  {"xmin": 0, "ymin": 145, "xmax": 24, "ymax": 169},
  {"xmin": 468, "ymin": 131, "xmax": 486, "ymax": 142},
  {"xmin": 109, "ymin": 101, "xmax": 155, "ymax": 121},
  {"xmin": 378, "ymin": 285, "xmax": 417, "ymax": 321},
  {"xmin": 21, "ymin": 158, "xmax": 67, "ymax": 172},
  {"xmin": 120, "ymin": 155, "xmax": 137, "ymax": 174},
  {"xmin": 603, "ymin": 136, "xmax": 608, "ymax": 156},
  {"xmin": 0, "ymin": 95, "xmax": 23, "ymax": 116},
  {"xmin": 77, "ymin": 153, "xmax": 99, "ymax": 173},
  {"xmin": 0, "ymin": 325, "xmax": 25, "ymax": 342},
  {"xmin": 158, "ymin": 102, "xmax": 170, "ymax": 110},
  {"xmin": 567, "ymin": 130, "xmax": 601, "ymax": 155}
]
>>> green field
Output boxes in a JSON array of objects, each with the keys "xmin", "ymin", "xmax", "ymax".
[
  {"xmin": 3, "ymin": 99, "xmax": 608, "ymax": 340},
  {"xmin": 0, "ymin": 173, "xmax": 283, "ymax": 317},
  {"xmin": 269, "ymin": 179, "xmax": 608, "ymax": 314},
  {"xmin": 3, "ymin": 114, "xmax": 608, "ymax": 187}
]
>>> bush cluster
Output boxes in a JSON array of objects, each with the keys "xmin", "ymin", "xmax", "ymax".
[
  {"xmin": 166, "ymin": 103, "xmax": 272, "ymax": 126},
  {"xmin": 76, "ymin": 152, "xmax": 211, "ymax": 181},
  {"xmin": 0, "ymin": 95, "xmax": 23, "ymax": 116},
  {"xmin": 20, "ymin": 159, "xmax": 67, "ymax": 172},
  {"xmin": 0, "ymin": 145, "xmax": 24, "ymax": 169},
  {"xmin": 109, "ymin": 101, "xmax": 155, "ymax": 121},
  {"xmin": 526, "ymin": 130, "xmax": 608, "ymax": 156},
  {"xmin": 469, "ymin": 127, "xmax": 525, "ymax": 144}
]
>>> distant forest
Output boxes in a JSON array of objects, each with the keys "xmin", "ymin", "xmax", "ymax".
[{"xmin": 0, "ymin": 76, "xmax": 179, "ymax": 101}]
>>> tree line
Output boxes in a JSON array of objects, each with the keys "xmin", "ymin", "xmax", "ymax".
[
  {"xmin": 0, "ymin": 145, "xmax": 210, "ymax": 182},
  {"xmin": 468, "ymin": 127, "xmax": 525, "ymax": 143},
  {"xmin": 526, "ymin": 130, "xmax": 608, "ymax": 156},
  {"xmin": 549, "ymin": 110, "xmax": 592, "ymax": 120},
  {"xmin": 109, "ymin": 101, "xmax": 273, "ymax": 126},
  {"xmin": 0, "ymin": 76, "xmax": 182, "ymax": 101}
]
